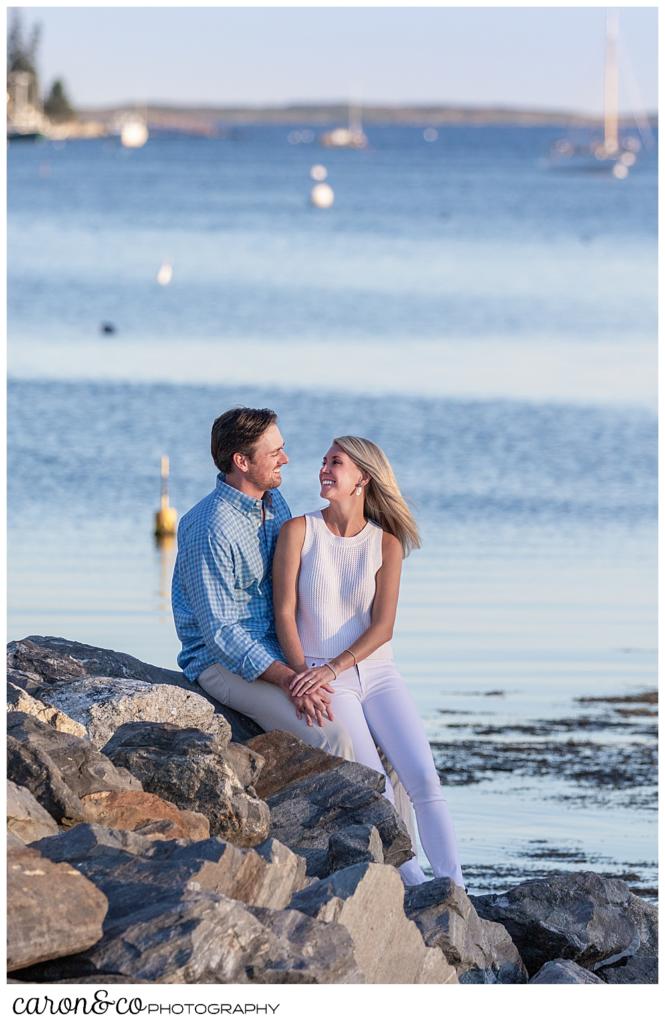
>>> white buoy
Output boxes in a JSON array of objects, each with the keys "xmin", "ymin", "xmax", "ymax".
[
  {"xmin": 310, "ymin": 163, "xmax": 328, "ymax": 181},
  {"xmin": 310, "ymin": 182, "xmax": 335, "ymax": 209},
  {"xmin": 121, "ymin": 119, "xmax": 148, "ymax": 149},
  {"xmin": 156, "ymin": 262, "xmax": 173, "ymax": 286},
  {"xmin": 423, "ymin": 127, "xmax": 438, "ymax": 142},
  {"xmin": 612, "ymin": 163, "xmax": 629, "ymax": 179}
]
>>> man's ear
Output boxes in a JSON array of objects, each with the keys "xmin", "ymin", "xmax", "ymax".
[{"xmin": 232, "ymin": 451, "xmax": 248, "ymax": 473}]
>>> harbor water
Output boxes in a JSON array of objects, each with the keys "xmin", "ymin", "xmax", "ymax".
[{"xmin": 7, "ymin": 124, "xmax": 658, "ymax": 896}]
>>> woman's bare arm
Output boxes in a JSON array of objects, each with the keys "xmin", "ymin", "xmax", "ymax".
[{"xmin": 272, "ymin": 516, "xmax": 308, "ymax": 672}]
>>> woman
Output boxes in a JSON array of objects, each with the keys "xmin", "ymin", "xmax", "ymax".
[{"xmin": 272, "ymin": 435, "xmax": 465, "ymax": 888}]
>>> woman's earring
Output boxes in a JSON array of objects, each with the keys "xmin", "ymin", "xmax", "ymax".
[{"xmin": 355, "ymin": 486, "xmax": 362, "ymax": 496}]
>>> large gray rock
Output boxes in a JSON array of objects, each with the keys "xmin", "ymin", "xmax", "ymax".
[
  {"xmin": 102, "ymin": 721, "xmax": 270, "ymax": 847},
  {"xmin": 8, "ymin": 636, "xmax": 187, "ymax": 687},
  {"xmin": 289, "ymin": 861, "xmax": 457, "ymax": 984},
  {"xmin": 595, "ymin": 955, "xmax": 658, "ymax": 984},
  {"xmin": 7, "ymin": 781, "xmax": 59, "ymax": 843},
  {"xmin": 7, "ymin": 636, "xmax": 262, "ymax": 743},
  {"xmin": 21, "ymin": 676, "xmax": 233, "ymax": 750},
  {"xmin": 33, "ymin": 823, "xmax": 308, "ymax": 920},
  {"xmin": 15, "ymin": 893, "xmax": 363, "ymax": 984},
  {"xmin": 7, "ymin": 681, "xmax": 87, "ymax": 737},
  {"xmin": 471, "ymin": 872, "xmax": 658, "ymax": 977},
  {"xmin": 266, "ymin": 760, "xmax": 414, "ymax": 877},
  {"xmin": 529, "ymin": 959, "xmax": 606, "ymax": 984},
  {"xmin": 7, "ymin": 712, "xmax": 141, "ymax": 824},
  {"xmin": 328, "ymin": 824, "xmax": 384, "ymax": 871},
  {"xmin": 7, "ymin": 841, "xmax": 108, "ymax": 972},
  {"xmin": 404, "ymin": 877, "xmax": 527, "ymax": 984}
]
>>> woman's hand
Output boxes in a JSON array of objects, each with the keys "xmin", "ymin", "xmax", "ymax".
[{"xmin": 290, "ymin": 664, "xmax": 336, "ymax": 698}]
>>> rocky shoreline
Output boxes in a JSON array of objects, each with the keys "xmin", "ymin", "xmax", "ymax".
[{"xmin": 6, "ymin": 637, "xmax": 658, "ymax": 985}]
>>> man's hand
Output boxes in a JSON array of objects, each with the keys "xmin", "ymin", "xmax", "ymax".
[{"xmin": 293, "ymin": 684, "xmax": 335, "ymax": 727}]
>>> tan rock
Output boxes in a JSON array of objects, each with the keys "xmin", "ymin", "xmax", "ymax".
[
  {"xmin": 7, "ymin": 781, "xmax": 59, "ymax": 843},
  {"xmin": 7, "ymin": 681, "xmax": 87, "ymax": 737},
  {"xmin": 290, "ymin": 861, "xmax": 458, "ymax": 984},
  {"xmin": 80, "ymin": 790, "xmax": 210, "ymax": 840},
  {"xmin": 7, "ymin": 842, "xmax": 107, "ymax": 972}
]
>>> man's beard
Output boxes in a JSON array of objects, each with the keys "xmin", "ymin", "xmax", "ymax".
[{"xmin": 249, "ymin": 466, "xmax": 281, "ymax": 492}]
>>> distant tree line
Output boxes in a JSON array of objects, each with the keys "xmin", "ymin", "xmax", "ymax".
[{"xmin": 7, "ymin": 10, "xmax": 75, "ymax": 122}]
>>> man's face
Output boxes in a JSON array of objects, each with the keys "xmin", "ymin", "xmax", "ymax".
[{"xmin": 245, "ymin": 423, "xmax": 288, "ymax": 492}]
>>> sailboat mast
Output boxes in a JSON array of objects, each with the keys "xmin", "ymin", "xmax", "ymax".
[
  {"xmin": 603, "ymin": 11, "xmax": 619, "ymax": 154},
  {"xmin": 349, "ymin": 101, "xmax": 362, "ymax": 134}
]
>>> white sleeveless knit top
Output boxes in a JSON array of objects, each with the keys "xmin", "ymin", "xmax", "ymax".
[{"xmin": 296, "ymin": 509, "xmax": 393, "ymax": 662}]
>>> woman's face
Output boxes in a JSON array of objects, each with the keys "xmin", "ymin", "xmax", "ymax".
[{"xmin": 319, "ymin": 443, "xmax": 365, "ymax": 501}]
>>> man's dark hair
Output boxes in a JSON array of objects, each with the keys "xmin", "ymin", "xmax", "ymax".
[{"xmin": 211, "ymin": 407, "xmax": 278, "ymax": 474}]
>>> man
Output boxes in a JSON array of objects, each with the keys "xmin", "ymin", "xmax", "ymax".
[{"xmin": 172, "ymin": 406, "xmax": 354, "ymax": 758}]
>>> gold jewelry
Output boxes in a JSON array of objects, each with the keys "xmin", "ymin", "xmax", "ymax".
[
  {"xmin": 343, "ymin": 648, "xmax": 357, "ymax": 665},
  {"xmin": 325, "ymin": 662, "xmax": 337, "ymax": 680}
]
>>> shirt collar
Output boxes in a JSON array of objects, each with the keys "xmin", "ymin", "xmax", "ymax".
[{"xmin": 215, "ymin": 473, "xmax": 275, "ymax": 519}]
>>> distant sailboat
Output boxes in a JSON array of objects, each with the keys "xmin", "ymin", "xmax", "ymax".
[
  {"xmin": 549, "ymin": 12, "xmax": 642, "ymax": 177},
  {"xmin": 114, "ymin": 108, "xmax": 149, "ymax": 148},
  {"xmin": 320, "ymin": 102, "xmax": 368, "ymax": 149}
]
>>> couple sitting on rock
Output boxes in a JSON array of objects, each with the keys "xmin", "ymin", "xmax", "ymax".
[{"xmin": 171, "ymin": 406, "xmax": 464, "ymax": 888}]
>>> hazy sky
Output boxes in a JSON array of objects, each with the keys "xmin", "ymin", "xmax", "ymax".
[{"xmin": 14, "ymin": 5, "xmax": 659, "ymax": 113}]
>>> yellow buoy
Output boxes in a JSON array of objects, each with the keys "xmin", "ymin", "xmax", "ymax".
[{"xmin": 154, "ymin": 454, "xmax": 178, "ymax": 536}]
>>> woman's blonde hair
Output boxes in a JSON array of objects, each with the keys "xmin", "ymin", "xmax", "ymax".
[{"xmin": 333, "ymin": 435, "xmax": 421, "ymax": 556}]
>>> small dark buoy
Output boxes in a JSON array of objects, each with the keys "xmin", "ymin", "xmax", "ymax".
[{"xmin": 100, "ymin": 322, "xmax": 116, "ymax": 335}]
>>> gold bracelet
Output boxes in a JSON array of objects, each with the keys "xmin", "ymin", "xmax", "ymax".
[
  {"xmin": 325, "ymin": 662, "xmax": 337, "ymax": 680},
  {"xmin": 343, "ymin": 648, "xmax": 357, "ymax": 666}
]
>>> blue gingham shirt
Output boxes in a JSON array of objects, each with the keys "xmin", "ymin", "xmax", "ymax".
[{"xmin": 172, "ymin": 474, "xmax": 291, "ymax": 682}]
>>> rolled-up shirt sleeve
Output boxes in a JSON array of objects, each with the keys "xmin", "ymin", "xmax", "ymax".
[{"xmin": 185, "ymin": 530, "xmax": 276, "ymax": 681}]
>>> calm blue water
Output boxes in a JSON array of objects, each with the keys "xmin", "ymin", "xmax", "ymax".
[{"xmin": 7, "ymin": 124, "xmax": 658, "ymax": 895}]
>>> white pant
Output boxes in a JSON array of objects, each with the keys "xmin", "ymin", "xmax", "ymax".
[{"xmin": 308, "ymin": 656, "xmax": 465, "ymax": 888}]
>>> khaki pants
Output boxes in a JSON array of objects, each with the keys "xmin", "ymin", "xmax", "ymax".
[{"xmin": 197, "ymin": 661, "xmax": 355, "ymax": 760}]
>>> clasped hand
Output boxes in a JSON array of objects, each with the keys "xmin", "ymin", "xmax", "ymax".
[
  {"xmin": 287, "ymin": 667, "xmax": 335, "ymax": 728},
  {"xmin": 290, "ymin": 664, "xmax": 336, "ymax": 698}
]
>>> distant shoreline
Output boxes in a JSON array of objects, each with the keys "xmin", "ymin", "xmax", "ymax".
[{"xmin": 78, "ymin": 101, "xmax": 658, "ymax": 130}]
